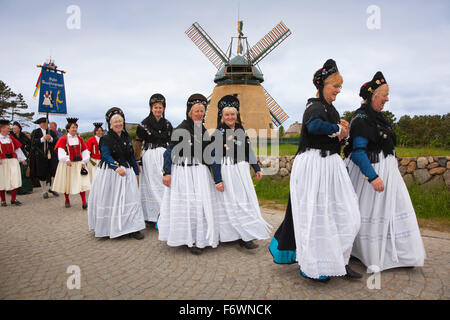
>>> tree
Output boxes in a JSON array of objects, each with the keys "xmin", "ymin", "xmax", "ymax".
[
  {"xmin": 342, "ymin": 111, "xmax": 356, "ymax": 123},
  {"xmin": 0, "ymin": 80, "xmax": 16, "ymax": 118},
  {"xmin": 0, "ymin": 80, "xmax": 34, "ymax": 126},
  {"xmin": 278, "ymin": 125, "xmax": 285, "ymax": 137},
  {"xmin": 342, "ymin": 110, "xmax": 396, "ymax": 126},
  {"xmin": 381, "ymin": 110, "xmax": 396, "ymax": 127}
]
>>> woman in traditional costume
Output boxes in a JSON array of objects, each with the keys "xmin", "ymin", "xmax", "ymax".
[
  {"xmin": 213, "ymin": 95, "xmax": 271, "ymax": 249},
  {"xmin": 158, "ymin": 94, "xmax": 221, "ymax": 254},
  {"xmin": 11, "ymin": 121, "xmax": 33, "ymax": 194},
  {"xmin": 344, "ymin": 71, "xmax": 425, "ymax": 272},
  {"xmin": 52, "ymin": 118, "xmax": 91, "ymax": 209},
  {"xmin": 88, "ymin": 107, "xmax": 145, "ymax": 240},
  {"xmin": 0, "ymin": 119, "xmax": 27, "ymax": 206},
  {"xmin": 85, "ymin": 122, "xmax": 104, "ymax": 184},
  {"xmin": 269, "ymin": 59, "xmax": 362, "ymax": 281},
  {"xmin": 136, "ymin": 94, "xmax": 173, "ymax": 225}
]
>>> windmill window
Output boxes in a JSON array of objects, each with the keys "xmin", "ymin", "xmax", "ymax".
[{"xmin": 225, "ymin": 66, "xmax": 253, "ymax": 74}]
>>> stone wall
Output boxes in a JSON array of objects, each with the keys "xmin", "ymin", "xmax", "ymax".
[
  {"xmin": 258, "ymin": 155, "xmax": 450, "ymax": 189},
  {"xmin": 397, "ymin": 156, "xmax": 450, "ymax": 189}
]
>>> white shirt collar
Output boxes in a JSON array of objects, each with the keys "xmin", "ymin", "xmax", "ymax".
[
  {"xmin": 67, "ymin": 134, "xmax": 79, "ymax": 145},
  {"xmin": 0, "ymin": 134, "xmax": 11, "ymax": 143}
]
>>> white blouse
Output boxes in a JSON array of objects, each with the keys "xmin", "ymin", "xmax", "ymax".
[
  {"xmin": 0, "ymin": 134, "xmax": 26, "ymax": 162},
  {"xmin": 57, "ymin": 134, "xmax": 90, "ymax": 164}
]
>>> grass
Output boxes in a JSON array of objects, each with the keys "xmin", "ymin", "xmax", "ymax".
[
  {"xmin": 406, "ymin": 183, "xmax": 450, "ymax": 232},
  {"xmin": 253, "ymin": 144, "xmax": 449, "ymax": 157},
  {"xmin": 394, "ymin": 146, "xmax": 450, "ymax": 157},
  {"xmin": 254, "ymin": 175, "xmax": 450, "ymax": 233},
  {"xmin": 252, "ymin": 144, "xmax": 298, "ymax": 157}
]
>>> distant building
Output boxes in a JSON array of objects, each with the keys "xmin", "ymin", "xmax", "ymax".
[{"xmin": 284, "ymin": 121, "xmax": 302, "ymax": 137}]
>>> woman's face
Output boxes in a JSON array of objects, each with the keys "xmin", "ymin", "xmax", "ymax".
[
  {"xmin": 0, "ymin": 125, "xmax": 9, "ymax": 136},
  {"xmin": 371, "ymin": 85, "xmax": 389, "ymax": 112},
  {"xmin": 322, "ymin": 82, "xmax": 341, "ymax": 104},
  {"xmin": 190, "ymin": 103, "xmax": 205, "ymax": 122},
  {"xmin": 68, "ymin": 124, "xmax": 78, "ymax": 136},
  {"xmin": 95, "ymin": 127, "xmax": 103, "ymax": 137},
  {"xmin": 222, "ymin": 110, "xmax": 237, "ymax": 128},
  {"xmin": 12, "ymin": 125, "xmax": 21, "ymax": 135},
  {"xmin": 151, "ymin": 102, "xmax": 164, "ymax": 119},
  {"xmin": 110, "ymin": 116, "xmax": 124, "ymax": 134}
]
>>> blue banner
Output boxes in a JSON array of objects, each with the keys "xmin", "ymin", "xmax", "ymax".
[{"xmin": 38, "ymin": 68, "xmax": 67, "ymax": 114}]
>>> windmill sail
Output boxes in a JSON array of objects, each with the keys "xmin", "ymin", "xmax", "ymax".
[
  {"xmin": 185, "ymin": 22, "xmax": 229, "ymax": 70},
  {"xmin": 247, "ymin": 21, "xmax": 291, "ymax": 65},
  {"xmin": 263, "ymin": 87, "xmax": 289, "ymax": 127}
]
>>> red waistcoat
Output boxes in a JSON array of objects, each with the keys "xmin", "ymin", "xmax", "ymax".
[
  {"xmin": 86, "ymin": 136, "xmax": 101, "ymax": 160},
  {"xmin": 0, "ymin": 136, "xmax": 21, "ymax": 159},
  {"xmin": 54, "ymin": 135, "xmax": 87, "ymax": 162}
]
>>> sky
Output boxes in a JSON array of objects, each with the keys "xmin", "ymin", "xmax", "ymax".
[{"xmin": 0, "ymin": 0, "xmax": 449, "ymax": 133}]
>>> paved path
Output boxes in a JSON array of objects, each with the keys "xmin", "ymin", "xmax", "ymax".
[{"xmin": 0, "ymin": 191, "xmax": 448, "ymax": 300}]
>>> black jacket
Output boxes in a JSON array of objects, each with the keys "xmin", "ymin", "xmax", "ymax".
[
  {"xmin": 136, "ymin": 114, "xmax": 173, "ymax": 150},
  {"xmin": 343, "ymin": 103, "xmax": 396, "ymax": 162},
  {"xmin": 297, "ymin": 98, "xmax": 342, "ymax": 156}
]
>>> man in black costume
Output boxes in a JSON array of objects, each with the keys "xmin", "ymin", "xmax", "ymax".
[{"xmin": 30, "ymin": 117, "xmax": 59, "ymax": 199}]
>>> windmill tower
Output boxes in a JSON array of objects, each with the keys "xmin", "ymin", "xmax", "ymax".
[{"xmin": 186, "ymin": 21, "xmax": 291, "ymax": 137}]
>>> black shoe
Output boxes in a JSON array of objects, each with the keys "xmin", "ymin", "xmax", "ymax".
[
  {"xmin": 48, "ymin": 190, "xmax": 59, "ymax": 197},
  {"xmin": 189, "ymin": 246, "xmax": 203, "ymax": 255},
  {"xmin": 130, "ymin": 231, "xmax": 144, "ymax": 240},
  {"xmin": 10, "ymin": 200, "xmax": 22, "ymax": 206},
  {"xmin": 345, "ymin": 265, "xmax": 362, "ymax": 279},
  {"xmin": 82, "ymin": 204, "xmax": 88, "ymax": 210},
  {"xmin": 65, "ymin": 202, "xmax": 71, "ymax": 208},
  {"xmin": 1, "ymin": 202, "xmax": 7, "ymax": 207},
  {"xmin": 239, "ymin": 239, "xmax": 259, "ymax": 249},
  {"xmin": 43, "ymin": 192, "xmax": 49, "ymax": 199}
]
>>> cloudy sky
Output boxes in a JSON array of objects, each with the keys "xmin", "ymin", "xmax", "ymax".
[{"xmin": 1, "ymin": 0, "xmax": 449, "ymax": 132}]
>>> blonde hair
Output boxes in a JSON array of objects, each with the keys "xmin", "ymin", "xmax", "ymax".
[
  {"xmin": 220, "ymin": 106, "xmax": 244, "ymax": 126},
  {"xmin": 110, "ymin": 114, "xmax": 124, "ymax": 124},
  {"xmin": 363, "ymin": 83, "xmax": 389, "ymax": 104},
  {"xmin": 221, "ymin": 107, "xmax": 237, "ymax": 115},
  {"xmin": 316, "ymin": 72, "xmax": 343, "ymax": 97},
  {"xmin": 188, "ymin": 103, "xmax": 205, "ymax": 119}
]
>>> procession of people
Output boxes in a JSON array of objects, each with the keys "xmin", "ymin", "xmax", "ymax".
[{"xmin": 0, "ymin": 60, "xmax": 426, "ymax": 282}]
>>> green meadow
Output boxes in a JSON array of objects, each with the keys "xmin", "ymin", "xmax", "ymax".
[{"xmin": 253, "ymin": 175, "xmax": 450, "ymax": 232}]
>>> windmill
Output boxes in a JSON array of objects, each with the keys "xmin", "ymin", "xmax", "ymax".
[{"xmin": 185, "ymin": 21, "xmax": 291, "ymax": 136}]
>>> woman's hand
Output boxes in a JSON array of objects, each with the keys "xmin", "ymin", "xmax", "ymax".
[
  {"xmin": 66, "ymin": 161, "xmax": 72, "ymax": 167},
  {"xmin": 22, "ymin": 160, "xmax": 27, "ymax": 166},
  {"xmin": 340, "ymin": 119, "xmax": 349, "ymax": 129},
  {"xmin": 162, "ymin": 175, "xmax": 171, "ymax": 187},
  {"xmin": 255, "ymin": 171, "xmax": 263, "ymax": 180},
  {"xmin": 338, "ymin": 125, "xmax": 349, "ymax": 141},
  {"xmin": 370, "ymin": 177, "xmax": 385, "ymax": 192},
  {"xmin": 115, "ymin": 167, "xmax": 126, "ymax": 177},
  {"xmin": 215, "ymin": 182, "xmax": 224, "ymax": 192}
]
